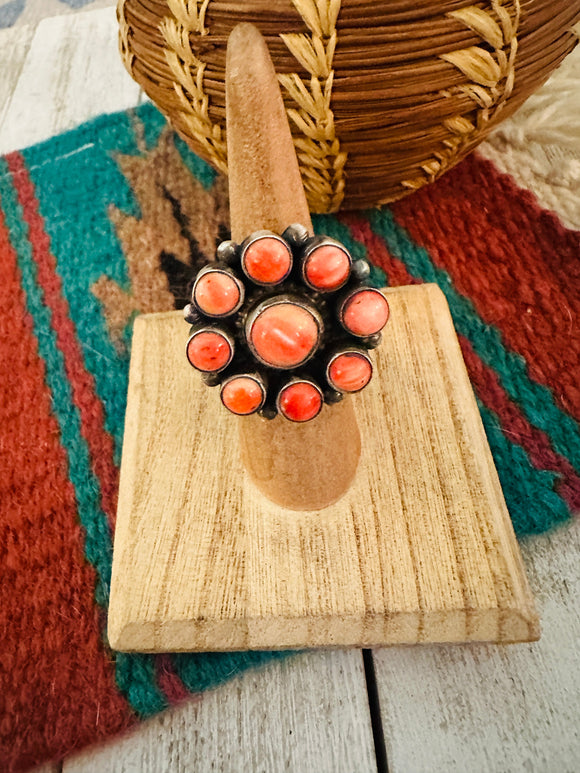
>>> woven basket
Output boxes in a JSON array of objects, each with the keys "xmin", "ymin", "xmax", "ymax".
[{"xmin": 117, "ymin": 0, "xmax": 580, "ymax": 213}]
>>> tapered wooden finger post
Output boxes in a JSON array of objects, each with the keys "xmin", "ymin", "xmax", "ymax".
[{"xmin": 226, "ymin": 24, "xmax": 361, "ymax": 511}]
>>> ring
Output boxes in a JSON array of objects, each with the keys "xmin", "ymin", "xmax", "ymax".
[{"xmin": 183, "ymin": 224, "xmax": 389, "ymax": 422}]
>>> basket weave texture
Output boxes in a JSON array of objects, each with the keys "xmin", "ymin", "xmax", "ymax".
[{"xmin": 117, "ymin": 0, "xmax": 580, "ymax": 213}]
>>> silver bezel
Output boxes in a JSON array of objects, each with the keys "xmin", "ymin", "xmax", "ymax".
[
  {"xmin": 301, "ymin": 237, "xmax": 352, "ymax": 292},
  {"xmin": 276, "ymin": 378, "xmax": 324, "ymax": 423},
  {"xmin": 192, "ymin": 265, "xmax": 245, "ymax": 318},
  {"xmin": 185, "ymin": 326, "xmax": 235, "ymax": 373},
  {"xmin": 326, "ymin": 348, "xmax": 373, "ymax": 393},
  {"xmin": 240, "ymin": 231, "xmax": 293, "ymax": 286}
]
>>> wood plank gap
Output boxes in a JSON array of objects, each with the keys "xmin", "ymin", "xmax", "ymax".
[{"xmin": 363, "ymin": 649, "xmax": 389, "ymax": 773}]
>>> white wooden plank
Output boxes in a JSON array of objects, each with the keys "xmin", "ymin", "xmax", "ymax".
[
  {"xmin": 8, "ymin": 0, "xmax": 114, "ymax": 30},
  {"xmin": 0, "ymin": 23, "xmax": 35, "ymax": 123},
  {"xmin": 63, "ymin": 650, "xmax": 378, "ymax": 773},
  {"xmin": 373, "ymin": 519, "xmax": 580, "ymax": 773},
  {"xmin": 0, "ymin": 6, "xmax": 140, "ymax": 155}
]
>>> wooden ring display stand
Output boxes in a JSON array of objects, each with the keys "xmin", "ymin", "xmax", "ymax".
[{"xmin": 108, "ymin": 24, "xmax": 539, "ymax": 653}]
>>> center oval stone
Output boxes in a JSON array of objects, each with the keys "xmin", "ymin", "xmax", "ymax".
[{"xmin": 247, "ymin": 300, "xmax": 320, "ymax": 369}]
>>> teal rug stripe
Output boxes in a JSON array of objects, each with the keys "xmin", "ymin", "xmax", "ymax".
[
  {"xmin": 114, "ymin": 653, "xmax": 168, "ymax": 717},
  {"xmin": 368, "ymin": 208, "xmax": 580, "ymax": 474},
  {"xmin": 21, "ymin": 109, "xmax": 141, "ymax": 466},
  {"xmin": 173, "ymin": 650, "xmax": 290, "ymax": 694},
  {"xmin": 477, "ymin": 399, "xmax": 570, "ymax": 534}
]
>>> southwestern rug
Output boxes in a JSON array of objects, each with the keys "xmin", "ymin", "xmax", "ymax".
[{"xmin": 1, "ymin": 102, "xmax": 579, "ymax": 772}]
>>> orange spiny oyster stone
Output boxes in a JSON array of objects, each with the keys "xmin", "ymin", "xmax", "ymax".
[
  {"xmin": 328, "ymin": 351, "xmax": 372, "ymax": 392},
  {"xmin": 341, "ymin": 288, "xmax": 389, "ymax": 337},
  {"xmin": 304, "ymin": 244, "xmax": 350, "ymax": 291},
  {"xmin": 278, "ymin": 381, "xmax": 323, "ymax": 422},
  {"xmin": 221, "ymin": 376, "xmax": 265, "ymax": 415},
  {"xmin": 186, "ymin": 329, "xmax": 233, "ymax": 372},
  {"xmin": 248, "ymin": 301, "xmax": 320, "ymax": 369},
  {"xmin": 193, "ymin": 270, "xmax": 242, "ymax": 316},
  {"xmin": 241, "ymin": 236, "xmax": 292, "ymax": 284}
]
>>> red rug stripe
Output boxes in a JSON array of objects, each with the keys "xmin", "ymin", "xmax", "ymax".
[
  {"xmin": 6, "ymin": 152, "xmax": 190, "ymax": 710},
  {"xmin": 390, "ymin": 154, "xmax": 580, "ymax": 423},
  {"xmin": 6, "ymin": 152, "xmax": 120, "ymax": 531},
  {"xmin": 0, "ymin": 208, "xmax": 134, "ymax": 772},
  {"xmin": 342, "ymin": 212, "xmax": 580, "ymax": 509},
  {"xmin": 156, "ymin": 655, "xmax": 194, "ymax": 706},
  {"xmin": 459, "ymin": 336, "xmax": 580, "ymax": 511}
]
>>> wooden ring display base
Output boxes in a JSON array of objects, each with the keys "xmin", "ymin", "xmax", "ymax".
[{"xmin": 108, "ymin": 284, "xmax": 539, "ymax": 652}]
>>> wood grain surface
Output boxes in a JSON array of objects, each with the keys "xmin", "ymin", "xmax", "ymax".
[
  {"xmin": 108, "ymin": 283, "xmax": 538, "ymax": 652},
  {"xmin": 63, "ymin": 650, "xmax": 377, "ymax": 773}
]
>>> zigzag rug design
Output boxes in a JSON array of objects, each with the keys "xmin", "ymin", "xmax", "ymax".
[{"xmin": 0, "ymin": 102, "xmax": 578, "ymax": 772}]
